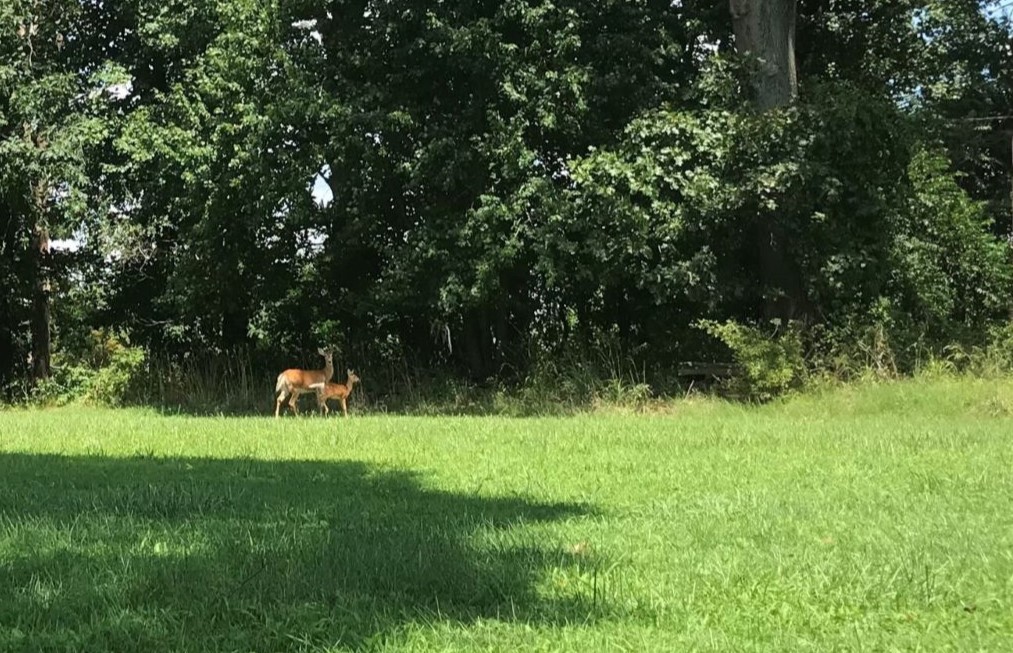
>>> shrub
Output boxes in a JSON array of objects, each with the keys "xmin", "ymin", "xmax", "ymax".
[
  {"xmin": 84, "ymin": 337, "xmax": 147, "ymax": 406},
  {"xmin": 698, "ymin": 320, "xmax": 805, "ymax": 401},
  {"xmin": 30, "ymin": 330, "xmax": 147, "ymax": 407}
]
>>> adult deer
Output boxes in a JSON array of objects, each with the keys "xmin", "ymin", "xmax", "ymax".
[
  {"xmin": 274, "ymin": 348, "xmax": 334, "ymax": 417},
  {"xmin": 316, "ymin": 369, "xmax": 361, "ymax": 417}
]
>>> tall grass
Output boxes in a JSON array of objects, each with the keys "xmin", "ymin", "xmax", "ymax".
[
  {"xmin": 135, "ymin": 341, "xmax": 655, "ymax": 417},
  {"xmin": 24, "ymin": 321, "xmax": 1013, "ymax": 415},
  {"xmin": 140, "ymin": 351, "xmax": 265, "ymax": 414}
]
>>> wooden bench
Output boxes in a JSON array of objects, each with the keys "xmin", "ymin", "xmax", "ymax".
[{"xmin": 676, "ymin": 362, "xmax": 737, "ymax": 379}]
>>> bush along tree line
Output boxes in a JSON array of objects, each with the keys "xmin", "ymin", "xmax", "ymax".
[{"xmin": 2, "ymin": 0, "xmax": 1013, "ymax": 410}]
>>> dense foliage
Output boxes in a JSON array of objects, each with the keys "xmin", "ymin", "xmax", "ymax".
[{"xmin": 2, "ymin": 1, "xmax": 1012, "ymax": 406}]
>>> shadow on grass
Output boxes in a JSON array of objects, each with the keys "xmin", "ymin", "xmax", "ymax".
[{"xmin": 0, "ymin": 454, "xmax": 599, "ymax": 651}]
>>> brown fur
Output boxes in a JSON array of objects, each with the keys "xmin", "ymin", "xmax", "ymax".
[
  {"xmin": 316, "ymin": 369, "xmax": 361, "ymax": 417},
  {"xmin": 274, "ymin": 348, "xmax": 334, "ymax": 417}
]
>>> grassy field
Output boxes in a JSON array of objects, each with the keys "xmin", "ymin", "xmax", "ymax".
[{"xmin": 1, "ymin": 378, "xmax": 1012, "ymax": 652}]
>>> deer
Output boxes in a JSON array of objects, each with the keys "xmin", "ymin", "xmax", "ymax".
[
  {"xmin": 316, "ymin": 369, "xmax": 361, "ymax": 417},
  {"xmin": 274, "ymin": 348, "xmax": 334, "ymax": 417}
]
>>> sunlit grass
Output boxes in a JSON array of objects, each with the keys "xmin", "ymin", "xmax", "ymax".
[{"xmin": 1, "ymin": 378, "xmax": 1012, "ymax": 651}]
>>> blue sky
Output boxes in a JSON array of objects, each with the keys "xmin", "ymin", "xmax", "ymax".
[
  {"xmin": 312, "ymin": 168, "xmax": 333, "ymax": 207},
  {"xmin": 984, "ymin": 0, "xmax": 1013, "ymax": 23}
]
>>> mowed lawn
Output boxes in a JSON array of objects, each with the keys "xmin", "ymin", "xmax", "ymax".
[{"xmin": 1, "ymin": 379, "xmax": 1012, "ymax": 652}]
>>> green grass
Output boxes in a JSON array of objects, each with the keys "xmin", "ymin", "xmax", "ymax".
[{"xmin": 1, "ymin": 377, "xmax": 1012, "ymax": 651}]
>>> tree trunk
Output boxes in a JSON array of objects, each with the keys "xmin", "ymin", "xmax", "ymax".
[
  {"xmin": 457, "ymin": 309, "xmax": 495, "ymax": 382},
  {"xmin": 0, "ymin": 201, "xmax": 16, "ymax": 393},
  {"xmin": 0, "ymin": 299, "xmax": 12, "ymax": 395},
  {"xmin": 27, "ymin": 176, "xmax": 52, "ymax": 383},
  {"xmin": 729, "ymin": 0, "xmax": 797, "ymax": 110},
  {"xmin": 29, "ymin": 222, "xmax": 52, "ymax": 382},
  {"xmin": 1007, "ymin": 133, "xmax": 1013, "ymax": 320},
  {"xmin": 222, "ymin": 307, "xmax": 250, "ymax": 349},
  {"xmin": 0, "ymin": 277, "xmax": 13, "ymax": 396},
  {"xmin": 754, "ymin": 221, "xmax": 807, "ymax": 321},
  {"xmin": 730, "ymin": 0, "xmax": 805, "ymax": 321}
]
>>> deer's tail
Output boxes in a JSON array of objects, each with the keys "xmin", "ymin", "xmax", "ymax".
[{"xmin": 275, "ymin": 373, "xmax": 289, "ymax": 395}]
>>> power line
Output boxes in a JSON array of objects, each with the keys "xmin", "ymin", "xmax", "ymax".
[{"xmin": 944, "ymin": 115, "xmax": 1013, "ymax": 122}]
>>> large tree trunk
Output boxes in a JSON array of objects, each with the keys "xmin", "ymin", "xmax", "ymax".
[
  {"xmin": 457, "ymin": 309, "xmax": 495, "ymax": 382},
  {"xmin": 1007, "ymin": 134, "xmax": 1013, "ymax": 320},
  {"xmin": 0, "ymin": 205, "xmax": 15, "ymax": 394},
  {"xmin": 29, "ymin": 222, "xmax": 52, "ymax": 382},
  {"xmin": 221, "ymin": 307, "xmax": 249, "ymax": 349},
  {"xmin": 730, "ymin": 0, "xmax": 805, "ymax": 321},
  {"xmin": 0, "ymin": 296, "xmax": 13, "ymax": 395},
  {"xmin": 27, "ymin": 177, "xmax": 52, "ymax": 383},
  {"xmin": 729, "ymin": 0, "xmax": 797, "ymax": 110}
]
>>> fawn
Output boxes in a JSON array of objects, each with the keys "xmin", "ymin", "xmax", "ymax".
[
  {"xmin": 274, "ymin": 348, "xmax": 334, "ymax": 417},
  {"xmin": 316, "ymin": 369, "xmax": 361, "ymax": 417}
]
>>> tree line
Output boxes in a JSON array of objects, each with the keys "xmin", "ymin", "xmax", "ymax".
[{"xmin": 2, "ymin": 1, "xmax": 1012, "ymax": 405}]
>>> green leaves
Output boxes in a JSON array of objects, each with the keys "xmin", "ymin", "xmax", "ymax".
[{"xmin": 3, "ymin": 0, "xmax": 1012, "ymax": 392}]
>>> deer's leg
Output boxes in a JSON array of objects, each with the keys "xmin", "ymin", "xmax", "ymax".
[
  {"xmin": 275, "ymin": 391, "xmax": 287, "ymax": 418},
  {"xmin": 289, "ymin": 389, "xmax": 301, "ymax": 416},
  {"xmin": 341, "ymin": 397, "xmax": 348, "ymax": 418},
  {"xmin": 318, "ymin": 391, "xmax": 329, "ymax": 416}
]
